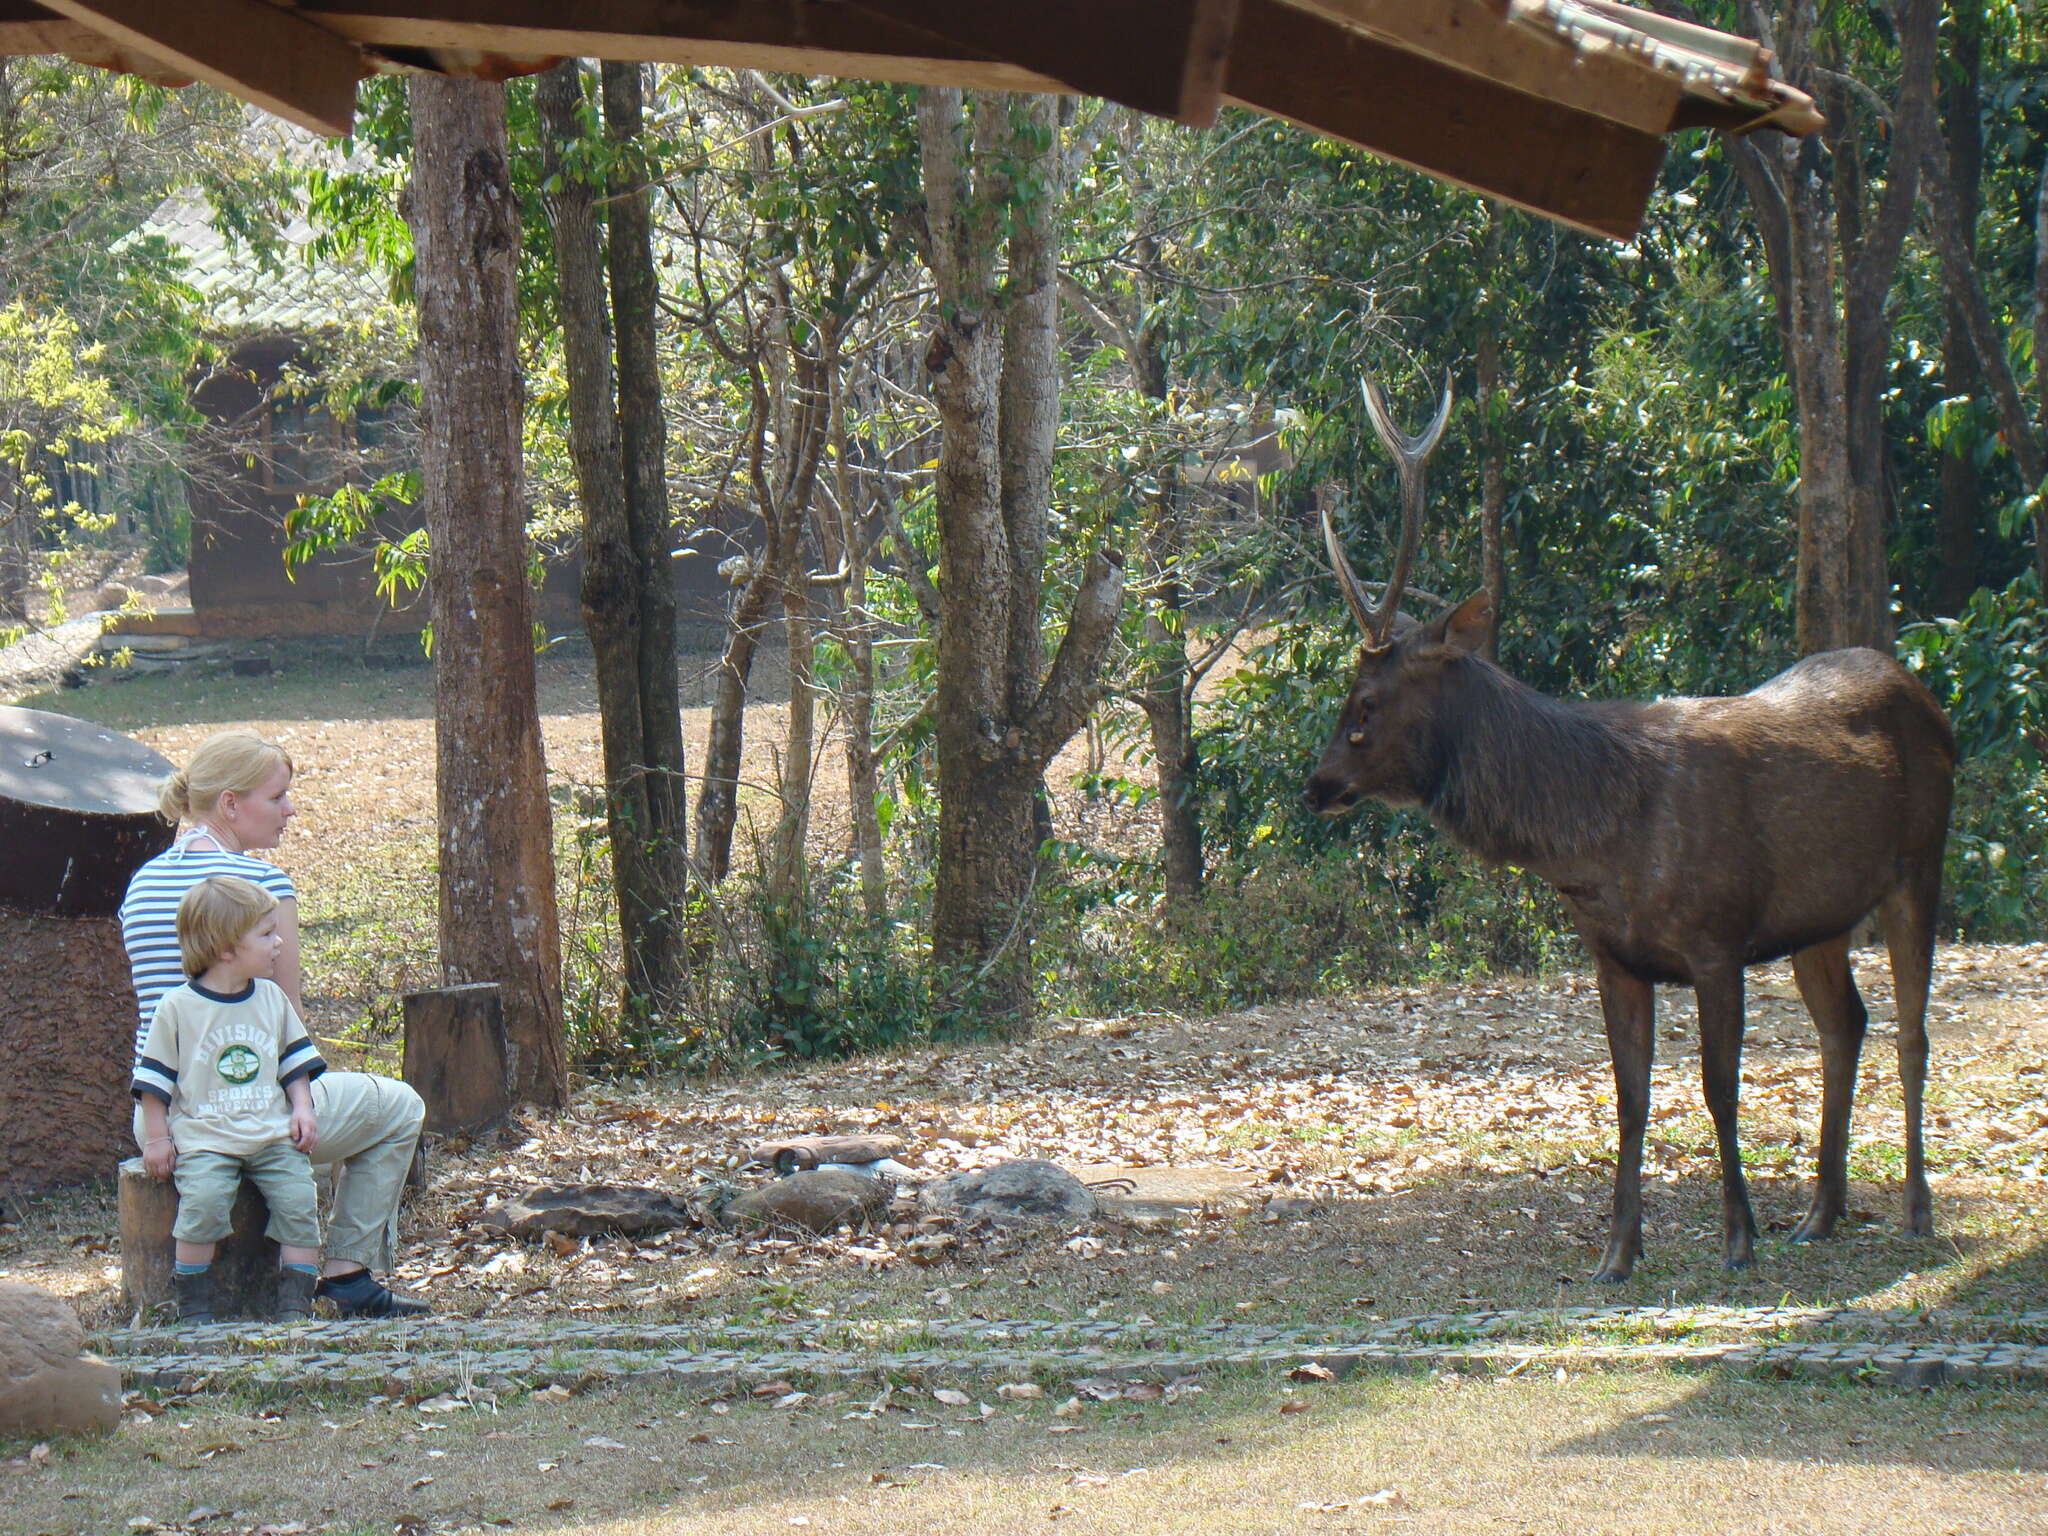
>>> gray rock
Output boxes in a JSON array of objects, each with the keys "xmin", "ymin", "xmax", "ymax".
[
  {"xmin": 924, "ymin": 1159, "xmax": 1098, "ymax": 1226},
  {"xmin": 0, "ymin": 1280, "xmax": 121, "ymax": 1436},
  {"xmin": 476, "ymin": 1183, "xmax": 694, "ymax": 1240},
  {"xmin": 723, "ymin": 1169, "xmax": 892, "ymax": 1236}
]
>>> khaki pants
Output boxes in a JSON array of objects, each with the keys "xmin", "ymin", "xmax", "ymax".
[
  {"xmin": 172, "ymin": 1143, "xmax": 322, "ymax": 1248},
  {"xmin": 137, "ymin": 1071, "xmax": 423, "ymax": 1271}
]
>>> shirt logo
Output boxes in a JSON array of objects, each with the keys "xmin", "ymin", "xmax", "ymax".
[{"xmin": 216, "ymin": 1043, "xmax": 263, "ymax": 1085}]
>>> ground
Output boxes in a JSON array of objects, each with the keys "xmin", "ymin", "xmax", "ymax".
[{"xmin": 2, "ymin": 642, "xmax": 2046, "ymax": 1534}]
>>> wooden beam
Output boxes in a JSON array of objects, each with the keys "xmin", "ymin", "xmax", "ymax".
[
  {"xmin": 298, "ymin": 0, "xmax": 1058, "ymax": 95},
  {"xmin": 1226, "ymin": 0, "xmax": 1665, "ymax": 240},
  {"xmin": 1287, "ymin": 0, "xmax": 1680, "ymax": 135},
  {"xmin": 842, "ymin": 0, "xmax": 1239, "ymax": 125},
  {"xmin": 0, "ymin": 13, "xmax": 193, "ymax": 84},
  {"xmin": 34, "ymin": 0, "xmax": 363, "ymax": 135}
]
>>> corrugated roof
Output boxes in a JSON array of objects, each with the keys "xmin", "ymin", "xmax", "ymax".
[
  {"xmin": 1511, "ymin": 0, "xmax": 1822, "ymax": 134},
  {"xmin": 126, "ymin": 187, "xmax": 390, "ymax": 336}
]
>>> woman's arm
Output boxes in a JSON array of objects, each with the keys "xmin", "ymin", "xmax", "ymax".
[{"xmin": 274, "ymin": 896, "xmax": 306, "ymax": 1018}]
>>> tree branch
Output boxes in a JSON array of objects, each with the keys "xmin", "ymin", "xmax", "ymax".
[{"xmin": 1023, "ymin": 547, "xmax": 1125, "ymax": 763}]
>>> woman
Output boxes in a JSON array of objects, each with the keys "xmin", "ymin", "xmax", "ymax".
[{"xmin": 121, "ymin": 728, "xmax": 429, "ymax": 1318}]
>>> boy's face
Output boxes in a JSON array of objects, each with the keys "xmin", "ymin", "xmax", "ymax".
[{"xmin": 221, "ymin": 911, "xmax": 283, "ymax": 980}]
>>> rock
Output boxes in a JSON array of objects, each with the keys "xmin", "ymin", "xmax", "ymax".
[
  {"xmin": 749, "ymin": 1134, "xmax": 907, "ymax": 1174},
  {"xmin": 0, "ymin": 1281, "xmax": 121, "ymax": 1436},
  {"xmin": 476, "ymin": 1183, "xmax": 693, "ymax": 1240},
  {"xmin": 129, "ymin": 574, "xmax": 178, "ymax": 596},
  {"xmin": 924, "ymin": 1159, "xmax": 1098, "ymax": 1227},
  {"xmin": 91, "ymin": 581, "xmax": 133, "ymax": 611},
  {"xmin": 722, "ymin": 1169, "xmax": 892, "ymax": 1236}
]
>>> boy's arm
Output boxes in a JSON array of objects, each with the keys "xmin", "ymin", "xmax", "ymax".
[
  {"xmin": 137, "ymin": 1095, "xmax": 176, "ymax": 1178},
  {"xmin": 131, "ymin": 992, "xmax": 179, "ymax": 1178},
  {"xmin": 284, "ymin": 1074, "xmax": 318, "ymax": 1154},
  {"xmin": 273, "ymin": 988, "xmax": 323, "ymax": 1154}
]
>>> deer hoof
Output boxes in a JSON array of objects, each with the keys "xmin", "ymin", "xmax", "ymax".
[
  {"xmin": 1588, "ymin": 1266, "xmax": 1632, "ymax": 1285},
  {"xmin": 1788, "ymin": 1213, "xmax": 1838, "ymax": 1244}
]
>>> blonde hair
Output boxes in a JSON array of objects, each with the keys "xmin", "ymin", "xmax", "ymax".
[
  {"xmin": 158, "ymin": 729, "xmax": 294, "ymax": 825},
  {"xmin": 176, "ymin": 875, "xmax": 279, "ymax": 977}
]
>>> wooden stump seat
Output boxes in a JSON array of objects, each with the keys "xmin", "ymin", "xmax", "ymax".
[{"xmin": 117, "ymin": 1157, "xmax": 283, "ymax": 1321}]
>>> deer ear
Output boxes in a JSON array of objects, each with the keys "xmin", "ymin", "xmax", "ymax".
[{"xmin": 1426, "ymin": 591, "xmax": 1495, "ymax": 656}]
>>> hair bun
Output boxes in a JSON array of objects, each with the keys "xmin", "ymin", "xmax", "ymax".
[{"xmin": 156, "ymin": 769, "xmax": 190, "ymax": 824}]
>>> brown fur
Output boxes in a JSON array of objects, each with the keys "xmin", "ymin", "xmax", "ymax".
[{"xmin": 1306, "ymin": 592, "xmax": 1955, "ymax": 1280}]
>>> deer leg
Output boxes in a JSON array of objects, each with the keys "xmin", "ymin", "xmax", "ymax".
[
  {"xmin": 1695, "ymin": 965, "xmax": 1756, "ymax": 1271},
  {"xmin": 1880, "ymin": 872, "xmax": 1939, "ymax": 1237},
  {"xmin": 1592, "ymin": 958, "xmax": 1654, "ymax": 1284},
  {"xmin": 1788, "ymin": 935, "xmax": 1866, "ymax": 1242}
]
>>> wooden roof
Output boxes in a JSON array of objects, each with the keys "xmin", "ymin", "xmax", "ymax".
[{"xmin": 0, "ymin": 0, "xmax": 1818, "ymax": 239}]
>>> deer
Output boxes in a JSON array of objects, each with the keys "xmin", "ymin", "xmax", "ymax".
[{"xmin": 1304, "ymin": 376, "xmax": 1955, "ymax": 1282}]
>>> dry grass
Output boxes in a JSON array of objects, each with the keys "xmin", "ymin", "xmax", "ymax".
[{"xmin": 6, "ymin": 1368, "xmax": 2047, "ymax": 1535}]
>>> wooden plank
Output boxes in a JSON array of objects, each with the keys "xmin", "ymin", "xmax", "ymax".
[
  {"xmin": 1286, "ymin": 0, "xmax": 1680, "ymax": 135},
  {"xmin": 299, "ymin": 0, "xmax": 1056, "ymax": 95},
  {"xmin": 35, "ymin": 0, "xmax": 364, "ymax": 134},
  {"xmin": 844, "ymin": 0, "xmax": 1239, "ymax": 124},
  {"xmin": 1225, "ymin": 0, "xmax": 1664, "ymax": 240}
]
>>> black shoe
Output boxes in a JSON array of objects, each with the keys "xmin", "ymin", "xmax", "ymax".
[
  {"xmin": 276, "ymin": 1267, "xmax": 319, "ymax": 1322},
  {"xmin": 172, "ymin": 1267, "xmax": 214, "ymax": 1326},
  {"xmin": 316, "ymin": 1272, "xmax": 431, "ymax": 1318}
]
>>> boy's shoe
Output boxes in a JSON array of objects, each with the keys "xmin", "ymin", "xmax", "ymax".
[
  {"xmin": 276, "ymin": 1267, "xmax": 319, "ymax": 1322},
  {"xmin": 316, "ymin": 1271, "xmax": 431, "ymax": 1318},
  {"xmin": 171, "ymin": 1268, "xmax": 214, "ymax": 1326}
]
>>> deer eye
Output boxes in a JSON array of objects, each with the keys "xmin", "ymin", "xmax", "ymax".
[{"xmin": 1347, "ymin": 705, "xmax": 1369, "ymax": 746}]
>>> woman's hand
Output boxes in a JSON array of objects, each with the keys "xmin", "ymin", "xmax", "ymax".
[{"xmin": 144, "ymin": 1136, "xmax": 177, "ymax": 1179}]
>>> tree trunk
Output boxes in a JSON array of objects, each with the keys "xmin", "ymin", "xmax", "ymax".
[
  {"xmin": 920, "ymin": 90, "xmax": 1122, "ymax": 1026},
  {"xmin": 1732, "ymin": 0, "xmax": 1932, "ymax": 656},
  {"xmin": 831, "ymin": 376, "xmax": 886, "ymax": 919},
  {"xmin": 536, "ymin": 62, "xmax": 679, "ymax": 1021},
  {"xmin": 602, "ymin": 60, "xmax": 691, "ymax": 1004},
  {"xmin": 1933, "ymin": 0, "xmax": 1984, "ymax": 615},
  {"xmin": 403, "ymin": 75, "xmax": 566, "ymax": 1108},
  {"xmin": 695, "ymin": 556, "xmax": 774, "ymax": 885},
  {"xmin": 1475, "ymin": 204, "xmax": 1508, "ymax": 661}
]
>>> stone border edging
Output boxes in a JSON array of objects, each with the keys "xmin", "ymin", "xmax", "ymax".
[{"xmin": 90, "ymin": 1304, "xmax": 2048, "ymax": 1398}]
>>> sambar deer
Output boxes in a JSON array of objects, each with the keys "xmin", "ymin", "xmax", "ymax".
[{"xmin": 1306, "ymin": 377, "xmax": 1956, "ymax": 1281}]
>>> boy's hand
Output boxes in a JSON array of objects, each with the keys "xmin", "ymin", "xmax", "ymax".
[
  {"xmin": 290, "ymin": 1106, "xmax": 318, "ymax": 1153},
  {"xmin": 143, "ymin": 1137, "xmax": 177, "ymax": 1179}
]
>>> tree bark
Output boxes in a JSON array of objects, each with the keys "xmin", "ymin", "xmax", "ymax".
[
  {"xmin": 919, "ymin": 89, "xmax": 1122, "ymax": 1025},
  {"xmin": 602, "ymin": 60, "xmax": 691, "ymax": 1003},
  {"xmin": 403, "ymin": 74, "xmax": 566, "ymax": 1109}
]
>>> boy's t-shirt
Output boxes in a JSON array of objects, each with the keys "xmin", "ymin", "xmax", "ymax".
[{"xmin": 130, "ymin": 980, "xmax": 326, "ymax": 1157}]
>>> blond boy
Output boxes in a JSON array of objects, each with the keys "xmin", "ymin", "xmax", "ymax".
[{"xmin": 131, "ymin": 875, "xmax": 326, "ymax": 1324}]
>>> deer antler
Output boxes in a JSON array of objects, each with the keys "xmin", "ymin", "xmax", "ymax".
[{"xmin": 1324, "ymin": 372, "xmax": 1453, "ymax": 651}]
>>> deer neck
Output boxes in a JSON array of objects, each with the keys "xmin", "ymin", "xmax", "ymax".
[{"xmin": 1422, "ymin": 660, "xmax": 1659, "ymax": 875}]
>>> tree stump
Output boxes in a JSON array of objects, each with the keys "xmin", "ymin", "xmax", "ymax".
[
  {"xmin": 402, "ymin": 982, "xmax": 509, "ymax": 1135},
  {"xmin": 117, "ymin": 1158, "xmax": 281, "ymax": 1321},
  {"xmin": 0, "ymin": 707, "xmax": 174, "ymax": 1197}
]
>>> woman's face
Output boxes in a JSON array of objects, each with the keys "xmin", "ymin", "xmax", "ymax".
[{"xmin": 220, "ymin": 762, "xmax": 295, "ymax": 850}]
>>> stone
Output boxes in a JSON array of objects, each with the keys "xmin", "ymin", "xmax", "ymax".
[
  {"xmin": 923, "ymin": 1159, "xmax": 1098, "ymax": 1227},
  {"xmin": 749, "ymin": 1134, "xmax": 906, "ymax": 1174},
  {"xmin": 476, "ymin": 1183, "xmax": 694, "ymax": 1240},
  {"xmin": 0, "ymin": 1281, "xmax": 121, "ymax": 1436},
  {"xmin": 92, "ymin": 581, "xmax": 133, "ymax": 611},
  {"xmin": 723, "ymin": 1170, "xmax": 892, "ymax": 1236}
]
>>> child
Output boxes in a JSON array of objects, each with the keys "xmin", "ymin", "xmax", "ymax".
[{"xmin": 131, "ymin": 875, "xmax": 327, "ymax": 1324}]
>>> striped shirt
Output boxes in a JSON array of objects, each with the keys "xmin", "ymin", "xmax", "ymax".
[
  {"xmin": 131, "ymin": 978, "xmax": 325, "ymax": 1156},
  {"xmin": 119, "ymin": 833, "xmax": 296, "ymax": 1059}
]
